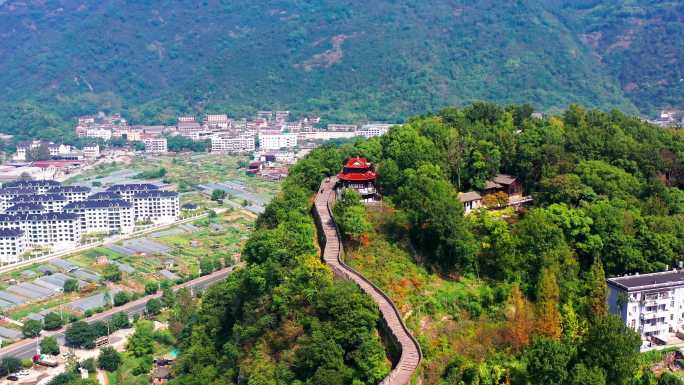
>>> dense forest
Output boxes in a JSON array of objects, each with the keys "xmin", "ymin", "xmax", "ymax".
[
  {"xmin": 1, "ymin": 0, "xmax": 683, "ymax": 141},
  {"xmin": 169, "ymin": 103, "xmax": 684, "ymax": 384}
]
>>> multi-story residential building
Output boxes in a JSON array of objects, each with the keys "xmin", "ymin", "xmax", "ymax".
[
  {"xmin": 257, "ymin": 111, "xmax": 273, "ymax": 121},
  {"xmin": 211, "ymin": 135, "xmax": 256, "ymax": 153},
  {"xmin": 64, "ymin": 199, "xmax": 135, "ymax": 235},
  {"xmin": 357, "ymin": 123, "xmax": 392, "ymax": 138},
  {"xmin": 205, "ymin": 114, "xmax": 230, "ymax": 130},
  {"xmin": 11, "ymin": 194, "xmax": 68, "ymax": 213},
  {"xmin": 0, "ymin": 213, "xmax": 81, "ymax": 251},
  {"xmin": 85, "ymin": 128, "xmax": 112, "ymax": 141},
  {"xmin": 274, "ymin": 111, "xmax": 290, "ymax": 122},
  {"xmin": 0, "ymin": 228, "xmax": 27, "ymax": 264},
  {"xmin": 328, "ymin": 124, "xmax": 358, "ymax": 132},
  {"xmin": 83, "ymin": 144, "xmax": 100, "ymax": 158},
  {"xmin": 106, "ymin": 184, "xmax": 159, "ymax": 202},
  {"xmin": 177, "ymin": 116, "xmax": 196, "ymax": 123},
  {"xmin": 608, "ymin": 269, "xmax": 684, "ymax": 348},
  {"xmin": 0, "ymin": 188, "xmax": 38, "ymax": 211},
  {"xmin": 132, "ymin": 191, "xmax": 180, "ymax": 224},
  {"xmin": 5, "ymin": 203, "xmax": 45, "ymax": 215},
  {"xmin": 3, "ymin": 180, "xmax": 61, "ymax": 194},
  {"xmin": 143, "ymin": 137, "xmax": 168, "ymax": 153},
  {"xmin": 88, "ymin": 191, "xmax": 122, "ymax": 201},
  {"xmin": 14, "ymin": 141, "xmax": 72, "ymax": 161},
  {"xmin": 47, "ymin": 186, "xmax": 91, "ymax": 203},
  {"xmin": 259, "ymin": 133, "xmax": 298, "ymax": 150}
]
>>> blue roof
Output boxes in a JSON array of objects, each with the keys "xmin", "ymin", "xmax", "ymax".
[
  {"xmin": 107, "ymin": 183, "xmax": 159, "ymax": 192},
  {"xmin": 133, "ymin": 191, "xmax": 178, "ymax": 198},
  {"xmin": 12, "ymin": 194, "xmax": 67, "ymax": 203},
  {"xmin": 47, "ymin": 186, "xmax": 91, "ymax": 193},
  {"xmin": 20, "ymin": 212, "xmax": 79, "ymax": 221},
  {"xmin": 6, "ymin": 203, "xmax": 44, "ymax": 212},
  {"xmin": 0, "ymin": 188, "xmax": 37, "ymax": 196},
  {"xmin": 3, "ymin": 180, "xmax": 61, "ymax": 188},
  {"xmin": 64, "ymin": 199, "xmax": 131, "ymax": 209},
  {"xmin": 88, "ymin": 192, "xmax": 122, "ymax": 200}
]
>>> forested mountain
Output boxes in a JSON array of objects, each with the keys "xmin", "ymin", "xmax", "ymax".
[
  {"xmin": 0, "ymin": 0, "xmax": 682, "ymax": 140},
  {"xmin": 168, "ymin": 104, "xmax": 684, "ymax": 384}
]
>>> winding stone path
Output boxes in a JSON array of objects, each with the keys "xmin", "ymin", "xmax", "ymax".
[{"xmin": 313, "ymin": 177, "xmax": 421, "ymax": 385}]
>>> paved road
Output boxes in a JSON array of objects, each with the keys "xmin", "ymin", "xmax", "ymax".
[{"xmin": 0, "ymin": 267, "xmax": 236, "ymax": 360}]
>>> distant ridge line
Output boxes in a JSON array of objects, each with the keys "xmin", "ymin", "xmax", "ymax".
[{"xmin": 313, "ymin": 176, "xmax": 422, "ymax": 385}]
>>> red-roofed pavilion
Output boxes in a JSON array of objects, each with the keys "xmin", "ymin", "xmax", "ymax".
[{"xmin": 337, "ymin": 157, "xmax": 378, "ymax": 202}]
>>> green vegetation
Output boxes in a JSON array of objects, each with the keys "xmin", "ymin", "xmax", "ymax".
[
  {"xmin": 40, "ymin": 336, "xmax": 60, "ymax": 356},
  {"xmin": 98, "ymin": 346, "xmax": 122, "ymax": 372},
  {"xmin": 21, "ymin": 319, "xmax": 42, "ymax": 338},
  {"xmin": 3, "ymin": 1, "xmax": 682, "ymax": 144},
  {"xmin": 134, "ymin": 167, "xmax": 167, "ymax": 180},
  {"xmin": 173, "ymin": 103, "xmax": 684, "ymax": 384}
]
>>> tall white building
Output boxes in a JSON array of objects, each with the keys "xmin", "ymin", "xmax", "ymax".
[
  {"xmin": 0, "ymin": 213, "xmax": 81, "ymax": 251},
  {"xmin": 64, "ymin": 199, "xmax": 135, "ymax": 235},
  {"xmin": 47, "ymin": 186, "xmax": 91, "ymax": 203},
  {"xmin": 259, "ymin": 133, "xmax": 298, "ymax": 150},
  {"xmin": 3, "ymin": 180, "xmax": 61, "ymax": 194},
  {"xmin": 205, "ymin": 114, "xmax": 230, "ymax": 130},
  {"xmin": 106, "ymin": 184, "xmax": 159, "ymax": 202},
  {"xmin": 11, "ymin": 194, "xmax": 68, "ymax": 213},
  {"xmin": 143, "ymin": 137, "xmax": 168, "ymax": 153},
  {"xmin": 83, "ymin": 145, "xmax": 100, "ymax": 158},
  {"xmin": 357, "ymin": 123, "xmax": 392, "ymax": 138},
  {"xmin": 0, "ymin": 228, "xmax": 27, "ymax": 264},
  {"xmin": 608, "ymin": 269, "xmax": 684, "ymax": 349},
  {"xmin": 211, "ymin": 135, "xmax": 256, "ymax": 153},
  {"xmin": 132, "ymin": 191, "xmax": 180, "ymax": 224}
]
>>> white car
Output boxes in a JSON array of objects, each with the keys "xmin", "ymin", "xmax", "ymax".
[{"xmin": 18, "ymin": 369, "xmax": 29, "ymax": 376}]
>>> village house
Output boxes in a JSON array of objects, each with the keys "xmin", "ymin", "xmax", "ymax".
[
  {"xmin": 458, "ymin": 174, "xmax": 531, "ymax": 214},
  {"xmin": 458, "ymin": 191, "xmax": 483, "ymax": 214}
]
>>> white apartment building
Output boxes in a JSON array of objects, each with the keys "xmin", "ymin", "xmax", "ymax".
[
  {"xmin": 85, "ymin": 128, "xmax": 112, "ymax": 141},
  {"xmin": 274, "ymin": 111, "xmax": 290, "ymax": 122},
  {"xmin": 177, "ymin": 116, "xmax": 196, "ymax": 123},
  {"xmin": 0, "ymin": 213, "xmax": 81, "ymax": 251},
  {"xmin": 0, "ymin": 228, "xmax": 27, "ymax": 264},
  {"xmin": 11, "ymin": 194, "xmax": 68, "ymax": 213},
  {"xmin": 47, "ymin": 186, "xmax": 91, "ymax": 203},
  {"xmin": 259, "ymin": 133, "xmax": 298, "ymax": 150},
  {"xmin": 327, "ymin": 124, "xmax": 358, "ymax": 132},
  {"xmin": 205, "ymin": 114, "xmax": 230, "ymax": 130},
  {"xmin": 3, "ymin": 180, "xmax": 61, "ymax": 194},
  {"xmin": 143, "ymin": 137, "xmax": 168, "ymax": 153},
  {"xmin": 357, "ymin": 123, "xmax": 392, "ymax": 138},
  {"xmin": 106, "ymin": 184, "xmax": 159, "ymax": 202},
  {"xmin": 5, "ymin": 203, "xmax": 45, "ymax": 216},
  {"xmin": 0, "ymin": 188, "xmax": 38, "ymax": 211},
  {"xmin": 211, "ymin": 135, "xmax": 256, "ymax": 153},
  {"xmin": 83, "ymin": 145, "xmax": 100, "ymax": 158},
  {"xmin": 608, "ymin": 269, "xmax": 684, "ymax": 349},
  {"xmin": 14, "ymin": 141, "xmax": 72, "ymax": 161},
  {"xmin": 132, "ymin": 191, "xmax": 180, "ymax": 224},
  {"xmin": 64, "ymin": 199, "xmax": 135, "ymax": 235}
]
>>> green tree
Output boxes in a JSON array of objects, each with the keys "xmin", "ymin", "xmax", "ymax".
[
  {"xmin": 1, "ymin": 357, "xmax": 21, "ymax": 375},
  {"xmin": 103, "ymin": 264, "xmax": 122, "ymax": 282},
  {"xmin": 144, "ymin": 281, "xmax": 159, "ymax": 295},
  {"xmin": 113, "ymin": 291, "xmax": 129, "ymax": 306},
  {"xmin": 26, "ymin": 144, "xmax": 51, "ymax": 161},
  {"xmin": 22, "ymin": 319, "xmax": 43, "ymax": 338},
  {"xmin": 523, "ymin": 337, "xmax": 574, "ymax": 385},
  {"xmin": 587, "ymin": 257, "xmax": 608, "ymax": 319},
  {"xmin": 110, "ymin": 312, "xmax": 131, "ymax": 330},
  {"xmin": 127, "ymin": 321, "xmax": 155, "ymax": 357},
  {"xmin": 43, "ymin": 312, "xmax": 64, "ymax": 330},
  {"xmin": 396, "ymin": 164, "xmax": 477, "ymax": 272},
  {"xmin": 659, "ymin": 373, "xmax": 684, "ymax": 385},
  {"xmin": 568, "ymin": 363, "xmax": 606, "ymax": 385},
  {"xmin": 211, "ymin": 189, "xmax": 226, "ymax": 202},
  {"xmin": 161, "ymin": 287, "xmax": 176, "ymax": 308},
  {"xmin": 98, "ymin": 346, "xmax": 122, "ymax": 372},
  {"xmin": 580, "ymin": 315, "xmax": 641, "ymax": 385},
  {"xmin": 40, "ymin": 336, "xmax": 60, "ymax": 355},
  {"xmin": 65, "ymin": 321, "xmax": 96, "ymax": 348},
  {"xmin": 146, "ymin": 298, "xmax": 162, "ymax": 316},
  {"xmin": 63, "ymin": 278, "xmax": 79, "ymax": 293}
]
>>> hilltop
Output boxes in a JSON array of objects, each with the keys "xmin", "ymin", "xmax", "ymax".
[{"xmin": 0, "ymin": 0, "xmax": 682, "ymax": 139}]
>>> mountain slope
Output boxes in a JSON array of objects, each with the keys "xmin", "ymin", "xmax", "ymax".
[{"xmin": 0, "ymin": 0, "xmax": 677, "ymax": 139}]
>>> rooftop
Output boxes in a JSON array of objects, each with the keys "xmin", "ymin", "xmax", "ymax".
[
  {"xmin": 6, "ymin": 203, "xmax": 44, "ymax": 212},
  {"xmin": 107, "ymin": 183, "xmax": 159, "ymax": 192},
  {"xmin": 492, "ymin": 174, "xmax": 518, "ymax": 186},
  {"xmin": 12, "ymin": 194, "xmax": 67, "ymax": 203},
  {"xmin": 608, "ymin": 269, "xmax": 684, "ymax": 291},
  {"xmin": 0, "ymin": 228, "xmax": 23, "ymax": 237},
  {"xmin": 64, "ymin": 199, "xmax": 132, "ymax": 209},
  {"xmin": 458, "ymin": 191, "xmax": 482, "ymax": 202},
  {"xmin": 89, "ymin": 192, "xmax": 122, "ymax": 200},
  {"xmin": 133, "ymin": 191, "xmax": 178, "ymax": 198},
  {"xmin": 2, "ymin": 180, "xmax": 60, "ymax": 189},
  {"xmin": 47, "ymin": 186, "xmax": 91, "ymax": 193}
]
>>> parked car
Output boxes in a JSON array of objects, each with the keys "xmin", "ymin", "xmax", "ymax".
[{"xmin": 7, "ymin": 374, "xmax": 18, "ymax": 381}]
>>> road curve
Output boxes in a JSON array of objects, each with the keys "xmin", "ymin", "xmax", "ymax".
[
  {"xmin": 0, "ymin": 266, "xmax": 236, "ymax": 360},
  {"xmin": 314, "ymin": 177, "xmax": 421, "ymax": 385}
]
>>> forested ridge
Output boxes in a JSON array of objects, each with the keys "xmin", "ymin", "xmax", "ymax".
[
  {"xmin": 1, "ymin": 0, "xmax": 683, "ymax": 141},
  {"xmin": 170, "ymin": 103, "xmax": 684, "ymax": 385}
]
